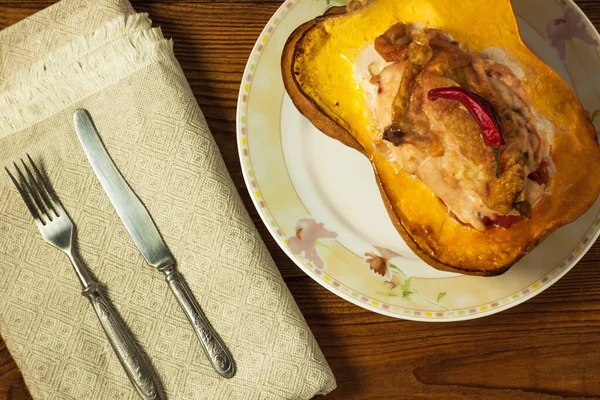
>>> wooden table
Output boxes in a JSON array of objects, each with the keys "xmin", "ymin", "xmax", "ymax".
[{"xmin": 2, "ymin": 1, "xmax": 600, "ymax": 399}]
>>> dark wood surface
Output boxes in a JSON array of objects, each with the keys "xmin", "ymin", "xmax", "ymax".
[{"xmin": 1, "ymin": 1, "xmax": 600, "ymax": 399}]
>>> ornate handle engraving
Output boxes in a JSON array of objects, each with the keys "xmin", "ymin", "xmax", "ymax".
[
  {"xmin": 84, "ymin": 285, "xmax": 163, "ymax": 399},
  {"xmin": 162, "ymin": 266, "xmax": 235, "ymax": 378}
]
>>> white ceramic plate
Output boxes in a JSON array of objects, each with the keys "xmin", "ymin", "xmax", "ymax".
[{"xmin": 237, "ymin": 0, "xmax": 600, "ymax": 321}]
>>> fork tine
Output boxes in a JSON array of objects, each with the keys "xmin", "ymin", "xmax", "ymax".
[
  {"xmin": 5, "ymin": 166, "xmax": 43, "ymax": 223},
  {"xmin": 22, "ymin": 156, "xmax": 58, "ymax": 217},
  {"xmin": 26, "ymin": 154, "xmax": 63, "ymax": 214},
  {"xmin": 13, "ymin": 161, "xmax": 50, "ymax": 223}
]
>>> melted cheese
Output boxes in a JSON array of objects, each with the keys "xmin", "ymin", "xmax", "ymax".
[{"xmin": 354, "ymin": 43, "xmax": 555, "ymax": 230}]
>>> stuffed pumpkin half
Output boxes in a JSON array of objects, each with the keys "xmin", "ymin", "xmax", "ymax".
[{"xmin": 281, "ymin": 0, "xmax": 600, "ymax": 275}]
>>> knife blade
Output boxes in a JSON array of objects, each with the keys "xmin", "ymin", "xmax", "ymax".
[
  {"xmin": 74, "ymin": 109, "xmax": 236, "ymax": 379},
  {"xmin": 73, "ymin": 111, "xmax": 172, "ymax": 270}
]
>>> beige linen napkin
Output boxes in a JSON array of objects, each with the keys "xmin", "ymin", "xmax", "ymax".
[{"xmin": 0, "ymin": 0, "xmax": 336, "ymax": 399}]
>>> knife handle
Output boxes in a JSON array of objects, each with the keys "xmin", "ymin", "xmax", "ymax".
[
  {"xmin": 162, "ymin": 265, "xmax": 236, "ymax": 378},
  {"xmin": 83, "ymin": 283, "xmax": 164, "ymax": 400}
]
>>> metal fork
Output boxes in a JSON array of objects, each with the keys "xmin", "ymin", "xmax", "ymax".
[{"xmin": 5, "ymin": 155, "xmax": 164, "ymax": 400}]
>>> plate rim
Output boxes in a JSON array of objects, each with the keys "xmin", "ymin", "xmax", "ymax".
[{"xmin": 236, "ymin": 0, "xmax": 600, "ymax": 321}]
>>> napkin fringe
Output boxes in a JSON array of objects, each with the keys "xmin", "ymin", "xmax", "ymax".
[
  {"xmin": 0, "ymin": 13, "xmax": 173, "ymax": 136},
  {"xmin": 1, "ymin": 13, "xmax": 153, "ymax": 93}
]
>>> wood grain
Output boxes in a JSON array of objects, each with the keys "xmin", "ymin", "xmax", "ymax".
[{"xmin": 1, "ymin": 1, "xmax": 600, "ymax": 399}]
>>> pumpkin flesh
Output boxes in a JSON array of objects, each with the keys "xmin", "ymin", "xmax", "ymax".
[{"xmin": 283, "ymin": 0, "xmax": 600, "ymax": 275}]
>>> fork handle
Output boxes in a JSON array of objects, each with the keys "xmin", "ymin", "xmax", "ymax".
[
  {"xmin": 161, "ymin": 265, "xmax": 236, "ymax": 378},
  {"xmin": 83, "ymin": 284, "xmax": 163, "ymax": 400}
]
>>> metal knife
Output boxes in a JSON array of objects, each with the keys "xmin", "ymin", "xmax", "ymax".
[{"xmin": 74, "ymin": 109, "xmax": 236, "ymax": 379}]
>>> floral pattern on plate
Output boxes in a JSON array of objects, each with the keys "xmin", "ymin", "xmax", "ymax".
[
  {"xmin": 287, "ymin": 218, "xmax": 337, "ymax": 269},
  {"xmin": 548, "ymin": 8, "xmax": 598, "ymax": 60}
]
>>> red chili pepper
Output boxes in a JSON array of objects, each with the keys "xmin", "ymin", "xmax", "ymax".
[{"xmin": 428, "ymin": 87, "xmax": 505, "ymax": 178}]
